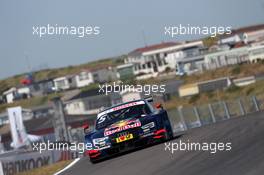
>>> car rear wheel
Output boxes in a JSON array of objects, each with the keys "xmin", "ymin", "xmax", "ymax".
[
  {"xmin": 90, "ymin": 157, "xmax": 99, "ymax": 164},
  {"xmin": 164, "ymin": 119, "xmax": 173, "ymax": 140}
]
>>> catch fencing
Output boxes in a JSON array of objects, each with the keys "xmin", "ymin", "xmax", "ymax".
[
  {"xmin": 167, "ymin": 95, "xmax": 264, "ymax": 133},
  {"xmin": 69, "ymin": 95, "xmax": 264, "ymax": 140}
]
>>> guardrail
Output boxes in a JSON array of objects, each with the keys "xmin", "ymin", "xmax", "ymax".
[{"xmin": 167, "ymin": 95, "xmax": 264, "ymax": 133}]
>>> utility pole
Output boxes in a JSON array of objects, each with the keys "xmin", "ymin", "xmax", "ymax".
[
  {"xmin": 142, "ymin": 30, "xmax": 148, "ymax": 47},
  {"xmin": 24, "ymin": 52, "xmax": 32, "ymax": 73},
  {"xmin": 51, "ymin": 97, "xmax": 70, "ymax": 142}
]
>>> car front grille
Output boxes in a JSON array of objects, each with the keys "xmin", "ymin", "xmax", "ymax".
[{"xmin": 117, "ymin": 131, "xmax": 129, "ymax": 137}]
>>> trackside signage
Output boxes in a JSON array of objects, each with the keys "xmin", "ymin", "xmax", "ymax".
[
  {"xmin": 0, "ymin": 151, "xmax": 52, "ymax": 175},
  {"xmin": 97, "ymin": 101, "xmax": 145, "ymax": 119},
  {"xmin": 0, "ymin": 150, "xmax": 80, "ymax": 175},
  {"xmin": 7, "ymin": 106, "xmax": 29, "ymax": 149}
]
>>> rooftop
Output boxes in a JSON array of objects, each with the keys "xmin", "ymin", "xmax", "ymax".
[
  {"xmin": 220, "ymin": 24, "xmax": 264, "ymax": 39},
  {"xmin": 233, "ymin": 24, "xmax": 264, "ymax": 34},
  {"xmin": 128, "ymin": 42, "xmax": 178, "ymax": 55}
]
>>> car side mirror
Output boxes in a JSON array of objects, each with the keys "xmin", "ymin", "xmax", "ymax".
[
  {"xmin": 82, "ymin": 124, "xmax": 90, "ymax": 134},
  {"xmin": 155, "ymin": 103, "xmax": 163, "ymax": 110}
]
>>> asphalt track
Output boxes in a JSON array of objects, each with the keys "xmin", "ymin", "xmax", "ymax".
[{"xmin": 61, "ymin": 111, "xmax": 264, "ymax": 175}]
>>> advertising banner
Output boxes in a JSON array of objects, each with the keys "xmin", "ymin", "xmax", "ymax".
[
  {"xmin": 0, "ymin": 151, "xmax": 52, "ymax": 175},
  {"xmin": 0, "ymin": 150, "xmax": 80, "ymax": 175},
  {"xmin": 7, "ymin": 107, "xmax": 28, "ymax": 149}
]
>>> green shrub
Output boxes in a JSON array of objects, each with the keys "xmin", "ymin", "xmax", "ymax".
[
  {"xmin": 188, "ymin": 94, "xmax": 200, "ymax": 104},
  {"xmin": 81, "ymin": 83, "xmax": 99, "ymax": 92},
  {"xmin": 231, "ymin": 66, "xmax": 241, "ymax": 75},
  {"xmin": 227, "ymin": 85, "xmax": 240, "ymax": 93},
  {"xmin": 246, "ymin": 87, "xmax": 254, "ymax": 95},
  {"xmin": 205, "ymin": 91, "xmax": 215, "ymax": 99}
]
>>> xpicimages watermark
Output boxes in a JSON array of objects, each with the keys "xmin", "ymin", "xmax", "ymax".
[
  {"xmin": 164, "ymin": 140, "xmax": 232, "ymax": 154},
  {"xmin": 32, "ymin": 24, "xmax": 100, "ymax": 38},
  {"xmin": 98, "ymin": 82, "xmax": 166, "ymax": 95},
  {"xmin": 164, "ymin": 24, "xmax": 232, "ymax": 38}
]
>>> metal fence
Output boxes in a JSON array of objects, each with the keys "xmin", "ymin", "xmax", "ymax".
[
  {"xmin": 167, "ymin": 95, "xmax": 264, "ymax": 133},
  {"xmin": 66, "ymin": 95, "xmax": 264, "ymax": 143}
]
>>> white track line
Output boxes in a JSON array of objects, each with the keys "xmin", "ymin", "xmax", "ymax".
[{"xmin": 54, "ymin": 158, "xmax": 81, "ymax": 175}]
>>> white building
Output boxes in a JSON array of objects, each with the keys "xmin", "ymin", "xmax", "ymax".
[
  {"xmin": 54, "ymin": 70, "xmax": 95, "ymax": 91},
  {"xmin": 17, "ymin": 86, "xmax": 31, "ymax": 99},
  {"xmin": 243, "ymin": 29, "xmax": 264, "ymax": 44},
  {"xmin": 233, "ymin": 76, "xmax": 256, "ymax": 87},
  {"xmin": 174, "ymin": 55, "xmax": 205, "ymax": 75},
  {"xmin": 218, "ymin": 34, "xmax": 242, "ymax": 45},
  {"xmin": 218, "ymin": 24, "xmax": 264, "ymax": 45},
  {"xmin": 208, "ymin": 44, "xmax": 230, "ymax": 52},
  {"xmin": 116, "ymin": 63, "xmax": 134, "ymax": 80},
  {"xmin": 204, "ymin": 46, "xmax": 249, "ymax": 70},
  {"xmin": 17, "ymin": 86, "xmax": 30, "ymax": 95},
  {"xmin": 125, "ymin": 41, "xmax": 205, "ymax": 79},
  {"xmin": 65, "ymin": 98, "xmax": 95, "ymax": 115},
  {"xmin": 2, "ymin": 87, "xmax": 17, "ymax": 103},
  {"xmin": 91, "ymin": 66, "xmax": 118, "ymax": 83},
  {"xmin": 53, "ymin": 75, "xmax": 76, "ymax": 91},
  {"xmin": 248, "ymin": 45, "xmax": 264, "ymax": 63},
  {"xmin": 75, "ymin": 70, "xmax": 94, "ymax": 88},
  {"xmin": 164, "ymin": 41, "xmax": 205, "ymax": 75},
  {"xmin": 125, "ymin": 42, "xmax": 178, "ymax": 79}
]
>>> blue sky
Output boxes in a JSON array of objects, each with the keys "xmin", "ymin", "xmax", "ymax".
[{"xmin": 0, "ymin": 0, "xmax": 264, "ymax": 79}]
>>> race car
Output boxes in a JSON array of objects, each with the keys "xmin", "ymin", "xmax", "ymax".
[{"xmin": 84, "ymin": 97, "xmax": 173, "ymax": 163}]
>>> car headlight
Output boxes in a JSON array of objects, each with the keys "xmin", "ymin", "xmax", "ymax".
[
  {"xmin": 92, "ymin": 137, "xmax": 110, "ymax": 149},
  {"xmin": 93, "ymin": 137, "xmax": 108, "ymax": 144},
  {"xmin": 93, "ymin": 136, "xmax": 111, "ymax": 150},
  {"xmin": 141, "ymin": 122, "xmax": 155, "ymax": 130}
]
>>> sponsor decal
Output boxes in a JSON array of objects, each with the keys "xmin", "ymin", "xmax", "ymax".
[
  {"xmin": 141, "ymin": 132, "xmax": 154, "ymax": 138},
  {"xmin": 116, "ymin": 134, "xmax": 133, "ymax": 143},
  {"xmin": 2, "ymin": 156, "xmax": 50, "ymax": 175},
  {"xmin": 104, "ymin": 119, "xmax": 141, "ymax": 136},
  {"xmin": 111, "ymin": 102, "xmax": 141, "ymax": 111},
  {"xmin": 97, "ymin": 101, "xmax": 145, "ymax": 119}
]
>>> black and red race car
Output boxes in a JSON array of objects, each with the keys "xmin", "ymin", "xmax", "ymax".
[{"xmin": 84, "ymin": 97, "xmax": 173, "ymax": 163}]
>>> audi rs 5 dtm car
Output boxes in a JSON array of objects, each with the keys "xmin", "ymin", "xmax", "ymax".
[{"xmin": 84, "ymin": 98, "xmax": 173, "ymax": 163}]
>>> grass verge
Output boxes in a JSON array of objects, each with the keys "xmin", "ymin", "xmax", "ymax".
[
  {"xmin": 163, "ymin": 79, "xmax": 264, "ymax": 110},
  {"xmin": 16, "ymin": 160, "xmax": 72, "ymax": 175}
]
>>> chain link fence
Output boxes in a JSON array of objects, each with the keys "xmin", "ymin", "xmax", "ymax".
[{"xmin": 168, "ymin": 95, "xmax": 264, "ymax": 133}]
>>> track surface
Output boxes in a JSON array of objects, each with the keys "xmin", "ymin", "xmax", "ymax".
[{"xmin": 61, "ymin": 111, "xmax": 264, "ymax": 175}]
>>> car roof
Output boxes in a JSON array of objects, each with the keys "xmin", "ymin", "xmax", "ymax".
[
  {"xmin": 100, "ymin": 99, "xmax": 147, "ymax": 113},
  {"xmin": 97, "ymin": 99, "xmax": 147, "ymax": 119}
]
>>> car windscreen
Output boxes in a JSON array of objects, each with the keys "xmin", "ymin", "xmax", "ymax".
[{"xmin": 95, "ymin": 104, "xmax": 151, "ymax": 130}]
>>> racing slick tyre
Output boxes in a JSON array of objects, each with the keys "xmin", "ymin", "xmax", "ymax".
[
  {"xmin": 164, "ymin": 118, "xmax": 174, "ymax": 140},
  {"xmin": 90, "ymin": 157, "xmax": 99, "ymax": 164}
]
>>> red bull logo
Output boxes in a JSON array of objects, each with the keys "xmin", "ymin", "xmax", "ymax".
[{"xmin": 104, "ymin": 119, "xmax": 141, "ymax": 136}]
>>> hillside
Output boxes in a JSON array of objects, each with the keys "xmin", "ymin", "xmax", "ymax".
[
  {"xmin": 0, "ymin": 55, "xmax": 125, "ymax": 94},
  {"xmin": 0, "ymin": 63, "xmax": 264, "ymax": 113}
]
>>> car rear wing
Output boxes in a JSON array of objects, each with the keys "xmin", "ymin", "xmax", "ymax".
[{"xmin": 144, "ymin": 96, "xmax": 153, "ymax": 103}]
